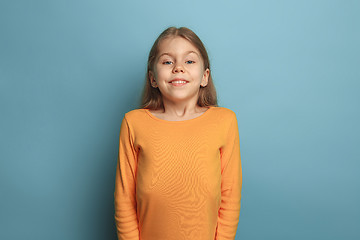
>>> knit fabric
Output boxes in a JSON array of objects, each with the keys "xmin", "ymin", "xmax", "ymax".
[{"xmin": 114, "ymin": 106, "xmax": 242, "ymax": 240}]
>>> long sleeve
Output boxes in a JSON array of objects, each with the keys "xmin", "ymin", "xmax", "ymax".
[
  {"xmin": 215, "ymin": 113, "xmax": 242, "ymax": 240},
  {"xmin": 114, "ymin": 116, "xmax": 140, "ymax": 240}
]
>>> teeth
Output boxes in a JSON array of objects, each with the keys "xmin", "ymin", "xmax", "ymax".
[{"xmin": 171, "ymin": 81, "xmax": 186, "ymax": 84}]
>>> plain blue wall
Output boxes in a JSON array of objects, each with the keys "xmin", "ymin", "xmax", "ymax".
[{"xmin": 1, "ymin": 0, "xmax": 359, "ymax": 239}]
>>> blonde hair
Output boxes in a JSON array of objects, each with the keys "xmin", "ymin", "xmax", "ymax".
[{"xmin": 139, "ymin": 26, "xmax": 218, "ymax": 110}]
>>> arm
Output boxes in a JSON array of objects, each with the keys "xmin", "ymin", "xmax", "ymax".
[
  {"xmin": 114, "ymin": 116, "xmax": 140, "ymax": 240},
  {"xmin": 215, "ymin": 113, "xmax": 242, "ymax": 240}
]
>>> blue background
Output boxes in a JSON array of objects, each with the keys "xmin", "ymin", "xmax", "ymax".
[{"xmin": 1, "ymin": 0, "xmax": 359, "ymax": 239}]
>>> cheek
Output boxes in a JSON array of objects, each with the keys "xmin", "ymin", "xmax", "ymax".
[
  {"xmin": 156, "ymin": 70, "xmax": 167, "ymax": 80},
  {"xmin": 193, "ymin": 67, "xmax": 205, "ymax": 79},
  {"xmin": 155, "ymin": 65, "xmax": 169, "ymax": 76}
]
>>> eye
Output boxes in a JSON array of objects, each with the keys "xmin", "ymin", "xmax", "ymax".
[
  {"xmin": 186, "ymin": 60, "xmax": 195, "ymax": 64},
  {"xmin": 163, "ymin": 61, "xmax": 173, "ymax": 65}
]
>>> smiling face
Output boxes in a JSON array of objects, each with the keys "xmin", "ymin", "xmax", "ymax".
[{"xmin": 149, "ymin": 36, "xmax": 209, "ymax": 105}]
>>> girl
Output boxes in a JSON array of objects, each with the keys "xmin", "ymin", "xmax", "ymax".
[{"xmin": 114, "ymin": 26, "xmax": 242, "ymax": 240}]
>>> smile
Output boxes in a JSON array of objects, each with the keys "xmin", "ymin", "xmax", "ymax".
[{"xmin": 169, "ymin": 80, "xmax": 188, "ymax": 86}]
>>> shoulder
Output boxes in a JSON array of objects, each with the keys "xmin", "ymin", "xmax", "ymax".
[
  {"xmin": 122, "ymin": 108, "xmax": 147, "ymax": 124},
  {"xmin": 119, "ymin": 109, "xmax": 148, "ymax": 133},
  {"xmin": 212, "ymin": 106, "xmax": 237, "ymax": 119},
  {"xmin": 211, "ymin": 107, "xmax": 239, "ymax": 132},
  {"xmin": 212, "ymin": 107, "xmax": 240, "ymax": 137},
  {"xmin": 123, "ymin": 108, "xmax": 146, "ymax": 125}
]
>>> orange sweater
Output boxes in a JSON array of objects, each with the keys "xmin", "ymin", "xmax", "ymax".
[{"xmin": 114, "ymin": 106, "xmax": 242, "ymax": 240}]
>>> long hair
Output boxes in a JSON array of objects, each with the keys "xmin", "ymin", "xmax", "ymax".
[{"xmin": 139, "ymin": 26, "xmax": 218, "ymax": 110}]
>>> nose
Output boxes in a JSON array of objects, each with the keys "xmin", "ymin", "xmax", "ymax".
[{"xmin": 172, "ymin": 63, "xmax": 185, "ymax": 73}]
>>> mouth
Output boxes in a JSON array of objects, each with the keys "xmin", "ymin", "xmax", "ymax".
[{"xmin": 169, "ymin": 79, "xmax": 189, "ymax": 87}]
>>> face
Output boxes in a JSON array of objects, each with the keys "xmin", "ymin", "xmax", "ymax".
[{"xmin": 149, "ymin": 36, "xmax": 209, "ymax": 105}]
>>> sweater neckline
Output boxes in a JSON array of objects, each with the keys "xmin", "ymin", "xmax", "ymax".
[{"xmin": 144, "ymin": 106, "xmax": 214, "ymax": 123}]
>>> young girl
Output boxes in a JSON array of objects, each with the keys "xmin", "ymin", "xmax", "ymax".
[{"xmin": 114, "ymin": 26, "xmax": 242, "ymax": 240}]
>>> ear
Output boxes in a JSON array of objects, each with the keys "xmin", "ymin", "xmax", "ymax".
[
  {"xmin": 201, "ymin": 68, "xmax": 210, "ymax": 87},
  {"xmin": 149, "ymin": 71, "xmax": 154, "ymax": 82},
  {"xmin": 149, "ymin": 71, "xmax": 157, "ymax": 88}
]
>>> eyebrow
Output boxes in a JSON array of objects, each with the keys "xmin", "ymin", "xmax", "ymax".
[{"xmin": 158, "ymin": 50, "xmax": 199, "ymax": 59}]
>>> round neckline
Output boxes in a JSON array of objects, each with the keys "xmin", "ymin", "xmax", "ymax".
[{"xmin": 144, "ymin": 106, "xmax": 214, "ymax": 123}]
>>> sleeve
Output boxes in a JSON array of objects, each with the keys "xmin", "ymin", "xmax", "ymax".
[
  {"xmin": 114, "ymin": 116, "xmax": 140, "ymax": 240},
  {"xmin": 215, "ymin": 112, "xmax": 242, "ymax": 240}
]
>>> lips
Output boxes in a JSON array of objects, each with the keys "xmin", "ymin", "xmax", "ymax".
[
  {"xmin": 169, "ymin": 78, "xmax": 189, "ymax": 83},
  {"xmin": 168, "ymin": 79, "xmax": 187, "ymax": 87}
]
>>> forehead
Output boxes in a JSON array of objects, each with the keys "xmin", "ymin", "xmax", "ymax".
[{"xmin": 157, "ymin": 36, "xmax": 201, "ymax": 57}]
